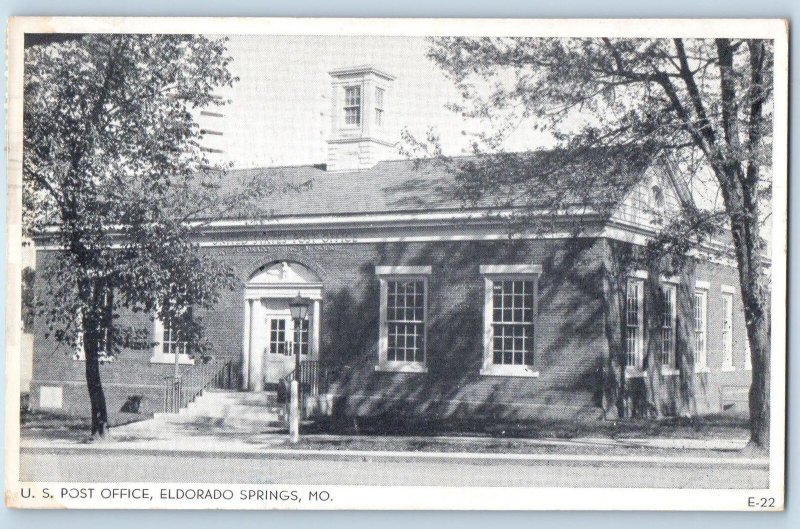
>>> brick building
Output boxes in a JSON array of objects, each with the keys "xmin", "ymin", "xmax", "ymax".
[{"xmin": 29, "ymin": 66, "xmax": 754, "ymax": 425}]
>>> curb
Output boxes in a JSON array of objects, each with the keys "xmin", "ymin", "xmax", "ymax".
[
  {"xmin": 298, "ymin": 433, "xmax": 749, "ymax": 452},
  {"xmin": 20, "ymin": 442, "xmax": 769, "ymax": 468}
]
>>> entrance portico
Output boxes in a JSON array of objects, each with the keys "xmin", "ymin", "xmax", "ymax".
[{"xmin": 242, "ymin": 261, "xmax": 322, "ymax": 391}]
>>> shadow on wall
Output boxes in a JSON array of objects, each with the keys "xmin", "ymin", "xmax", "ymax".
[
  {"xmin": 325, "ymin": 285, "xmax": 380, "ymax": 368},
  {"xmin": 320, "ymin": 238, "xmax": 610, "ymax": 424}
]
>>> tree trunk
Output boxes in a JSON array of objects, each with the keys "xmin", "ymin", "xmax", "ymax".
[
  {"xmin": 601, "ymin": 254, "xmax": 626, "ymax": 420},
  {"xmin": 84, "ymin": 335, "xmax": 109, "ymax": 438},
  {"xmin": 711, "ymin": 40, "xmax": 771, "ymax": 450},
  {"xmin": 675, "ymin": 262, "xmax": 697, "ymax": 417},
  {"xmin": 747, "ymin": 316, "xmax": 770, "ymax": 448},
  {"xmin": 728, "ymin": 215, "xmax": 770, "ymax": 449},
  {"xmin": 642, "ymin": 260, "xmax": 666, "ymax": 418},
  {"xmin": 81, "ymin": 281, "xmax": 109, "ymax": 438},
  {"xmin": 711, "ymin": 158, "xmax": 770, "ymax": 449}
]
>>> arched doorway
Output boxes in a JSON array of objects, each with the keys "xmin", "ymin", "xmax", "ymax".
[{"xmin": 242, "ymin": 261, "xmax": 322, "ymax": 391}]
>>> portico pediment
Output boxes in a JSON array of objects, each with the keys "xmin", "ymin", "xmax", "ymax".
[{"xmin": 248, "ymin": 261, "xmax": 321, "ymax": 286}]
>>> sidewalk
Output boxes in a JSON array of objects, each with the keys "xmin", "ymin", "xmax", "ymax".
[
  {"xmin": 19, "ymin": 420, "xmax": 767, "ymax": 467},
  {"xmin": 19, "ymin": 437, "xmax": 768, "ymax": 468}
]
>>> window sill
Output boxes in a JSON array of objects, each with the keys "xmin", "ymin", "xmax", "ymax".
[
  {"xmin": 150, "ymin": 354, "xmax": 195, "ymax": 365},
  {"xmin": 625, "ymin": 367, "xmax": 681, "ymax": 377},
  {"xmin": 374, "ymin": 363, "xmax": 428, "ymax": 374},
  {"xmin": 72, "ymin": 354, "xmax": 115, "ymax": 364},
  {"xmin": 694, "ymin": 366, "xmax": 711, "ymax": 374},
  {"xmin": 721, "ymin": 366, "xmax": 736, "ymax": 372},
  {"xmin": 480, "ymin": 366, "xmax": 540, "ymax": 378}
]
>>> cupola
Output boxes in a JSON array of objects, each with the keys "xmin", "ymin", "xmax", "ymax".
[{"xmin": 326, "ymin": 66, "xmax": 396, "ymax": 171}]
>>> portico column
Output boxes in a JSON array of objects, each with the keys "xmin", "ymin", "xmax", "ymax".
[
  {"xmin": 241, "ymin": 298, "xmax": 253, "ymax": 390},
  {"xmin": 249, "ymin": 299, "xmax": 265, "ymax": 391},
  {"xmin": 312, "ymin": 299, "xmax": 321, "ymax": 359}
]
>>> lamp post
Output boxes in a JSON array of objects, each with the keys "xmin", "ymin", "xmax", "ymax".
[{"xmin": 288, "ymin": 293, "xmax": 310, "ymax": 443}]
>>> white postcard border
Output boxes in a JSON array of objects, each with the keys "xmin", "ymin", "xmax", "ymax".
[{"xmin": 4, "ymin": 16, "xmax": 788, "ymax": 511}]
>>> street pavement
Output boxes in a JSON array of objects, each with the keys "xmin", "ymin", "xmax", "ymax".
[{"xmin": 20, "ymin": 447, "xmax": 769, "ymax": 488}]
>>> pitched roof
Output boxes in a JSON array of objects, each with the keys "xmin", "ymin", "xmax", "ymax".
[
  {"xmin": 208, "ymin": 147, "xmax": 654, "ymax": 220},
  {"xmin": 216, "ymin": 159, "xmax": 461, "ymax": 219}
]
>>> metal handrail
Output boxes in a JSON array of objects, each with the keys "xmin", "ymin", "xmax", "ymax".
[
  {"xmin": 300, "ymin": 360, "xmax": 327, "ymax": 397},
  {"xmin": 281, "ymin": 359, "xmax": 328, "ymax": 416},
  {"xmin": 162, "ymin": 358, "xmax": 238, "ymax": 413}
]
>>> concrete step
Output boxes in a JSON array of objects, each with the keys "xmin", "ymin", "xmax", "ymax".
[
  {"xmin": 160, "ymin": 414, "xmax": 287, "ymax": 431},
  {"xmin": 181, "ymin": 391, "xmax": 280, "ymax": 412},
  {"xmin": 190, "ymin": 389, "xmax": 280, "ymax": 406},
  {"xmin": 165, "ymin": 390, "xmax": 287, "ymax": 430},
  {"xmin": 135, "ymin": 417, "xmax": 286, "ymax": 434},
  {"xmin": 174, "ymin": 408, "xmax": 286, "ymax": 424},
  {"xmin": 179, "ymin": 403, "xmax": 284, "ymax": 416}
]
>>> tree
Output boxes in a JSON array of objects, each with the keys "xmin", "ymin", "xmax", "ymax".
[
  {"xmin": 418, "ymin": 37, "xmax": 773, "ymax": 448},
  {"xmin": 23, "ymin": 34, "xmax": 279, "ymax": 437}
]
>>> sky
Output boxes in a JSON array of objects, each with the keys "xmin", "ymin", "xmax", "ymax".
[
  {"xmin": 193, "ymin": 34, "xmax": 772, "ymax": 246},
  {"xmin": 201, "ymin": 35, "xmax": 549, "ymax": 168}
]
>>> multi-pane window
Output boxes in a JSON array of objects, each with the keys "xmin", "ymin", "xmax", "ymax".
[
  {"xmin": 162, "ymin": 320, "xmax": 188, "ymax": 356},
  {"xmin": 722, "ymin": 292, "xmax": 734, "ymax": 370},
  {"xmin": 651, "ymin": 185, "xmax": 665, "ymax": 209},
  {"xmin": 660, "ymin": 284, "xmax": 677, "ymax": 367},
  {"xmin": 295, "ymin": 319, "xmax": 310, "ymax": 356},
  {"xmin": 479, "ymin": 266, "xmax": 541, "ymax": 376},
  {"xmin": 375, "ymin": 87, "xmax": 385, "ymax": 126},
  {"xmin": 376, "ymin": 266, "xmax": 431, "ymax": 371},
  {"xmin": 694, "ymin": 289, "xmax": 708, "ymax": 368},
  {"xmin": 625, "ymin": 279, "xmax": 644, "ymax": 369},
  {"xmin": 491, "ymin": 280, "xmax": 535, "ymax": 366},
  {"xmin": 268, "ymin": 319, "xmax": 308, "ymax": 356},
  {"xmin": 150, "ymin": 307, "xmax": 195, "ymax": 364},
  {"xmin": 344, "ymin": 86, "xmax": 361, "ymax": 126},
  {"xmin": 386, "ymin": 279, "xmax": 426, "ymax": 362},
  {"xmin": 269, "ymin": 319, "xmax": 286, "ymax": 355}
]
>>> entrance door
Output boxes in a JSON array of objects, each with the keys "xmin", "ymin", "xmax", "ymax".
[{"xmin": 263, "ymin": 300, "xmax": 311, "ymax": 385}]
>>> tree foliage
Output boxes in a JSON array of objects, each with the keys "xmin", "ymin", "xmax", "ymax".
[
  {"xmin": 23, "ymin": 34, "xmax": 276, "ymax": 436},
  {"xmin": 419, "ymin": 37, "xmax": 773, "ymax": 447}
]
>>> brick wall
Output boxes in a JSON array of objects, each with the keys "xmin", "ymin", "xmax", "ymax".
[
  {"xmin": 693, "ymin": 259, "xmax": 753, "ymax": 414},
  {"xmin": 31, "ymin": 237, "xmax": 608, "ymax": 422},
  {"xmin": 598, "ymin": 239, "xmax": 754, "ymax": 418},
  {"xmin": 29, "ymin": 236, "xmax": 752, "ymax": 423}
]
